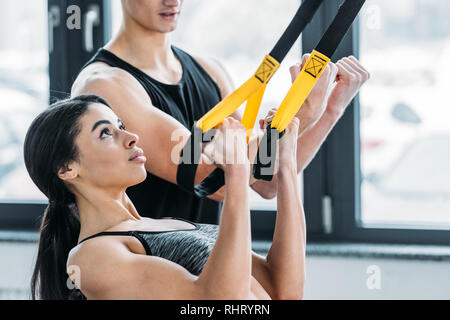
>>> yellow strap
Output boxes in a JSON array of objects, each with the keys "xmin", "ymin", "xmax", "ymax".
[
  {"xmin": 242, "ymin": 84, "xmax": 267, "ymax": 143},
  {"xmin": 196, "ymin": 55, "xmax": 280, "ymax": 133},
  {"xmin": 272, "ymin": 50, "xmax": 330, "ymax": 132}
]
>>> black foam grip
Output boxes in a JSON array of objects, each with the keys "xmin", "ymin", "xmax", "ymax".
[
  {"xmin": 253, "ymin": 123, "xmax": 286, "ymax": 181},
  {"xmin": 176, "ymin": 123, "xmax": 226, "ymax": 197},
  {"xmin": 176, "ymin": 123, "xmax": 203, "ymax": 193},
  {"xmin": 194, "ymin": 168, "xmax": 226, "ymax": 198},
  {"xmin": 270, "ymin": 0, "xmax": 324, "ymax": 63}
]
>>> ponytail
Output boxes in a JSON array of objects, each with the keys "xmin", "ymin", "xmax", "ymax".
[
  {"xmin": 31, "ymin": 201, "xmax": 81, "ymax": 300},
  {"xmin": 24, "ymin": 94, "xmax": 111, "ymax": 300}
]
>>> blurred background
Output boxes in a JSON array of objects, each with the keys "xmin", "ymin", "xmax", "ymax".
[{"xmin": 0, "ymin": 0, "xmax": 449, "ymax": 299}]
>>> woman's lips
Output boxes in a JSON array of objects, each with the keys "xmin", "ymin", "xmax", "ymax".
[
  {"xmin": 129, "ymin": 148, "xmax": 147, "ymax": 163},
  {"xmin": 130, "ymin": 155, "xmax": 147, "ymax": 163}
]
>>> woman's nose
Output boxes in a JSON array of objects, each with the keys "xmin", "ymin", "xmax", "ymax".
[{"xmin": 124, "ymin": 131, "xmax": 139, "ymax": 148}]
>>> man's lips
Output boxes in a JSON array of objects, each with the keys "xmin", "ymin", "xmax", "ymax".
[
  {"xmin": 159, "ymin": 10, "xmax": 180, "ymax": 20},
  {"xmin": 129, "ymin": 148, "xmax": 146, "ymax": 163}
]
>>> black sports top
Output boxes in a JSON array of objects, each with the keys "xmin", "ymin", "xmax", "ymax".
[
  {"xmin": 70, "ymin": 217, "xmax": 220, "ymax": 300},
  {"xmin": 80, "ymin": 46, "xmax": 223, "ymax": 224}
]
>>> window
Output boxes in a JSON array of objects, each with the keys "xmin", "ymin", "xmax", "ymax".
[
  {"xmin": 0, "ymin": 0, "xmax": 105, "ymax": 230},
  {"xmin": 360, "ymin": 0, "xmax": 450, "ymax": 229},
  {"xmin": 0, "ymin": 0, "xmax": 48, "ymax": 202},
  {"xmin": 305, "ymin": 0, "xmax": 450, "ymax": 245}
]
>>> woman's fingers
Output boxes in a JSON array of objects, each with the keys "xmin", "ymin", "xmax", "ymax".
[
  {"xmin": 289, "ymin": 63, "xmax": 301, "ymax": 83},
  {"xmin": 319, "ymin": 61, "xmax": 338, "ymax": 84},
  {"xmin": 342, "ymin": 56, "xmax": 370, "ymax": 83},
  {"xmin": 259, "ymin": 119, "xmax": 265, "ymax": 130},
  {"xmin": 203, "ymin": 117, "xmax": 249, "ymax": 167},
  {"xmin": 282, "ymin": 117, "xmax": 300, "ymax": 136},
  {"xmin": 289, "ymin": 54, "xmax": 310, "ymax": 82},
  {"xmin": 335, "ymin": 59, "xmax": 357, "ymax": 83},
  {"xmin": 259, "ymin": 108, "xmax": 278, "ymax": 130},
  {"xmin": 328, "ymin": 61, "xmax": 339, "ymax": 82}
]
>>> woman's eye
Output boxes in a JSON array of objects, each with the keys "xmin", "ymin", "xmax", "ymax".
[{"xmin": 100, "ymin": 128, "xmax": 112, "ymax": 138}]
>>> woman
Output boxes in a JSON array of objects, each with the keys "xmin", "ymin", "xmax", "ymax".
[{"xmin": 25, "ymin": 94, "xmax": 305, "ymax": 300}]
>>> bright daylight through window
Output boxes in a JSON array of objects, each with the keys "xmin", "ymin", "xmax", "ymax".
[
  {"xmin": 0, "ymin": 0, "xmax": 49, "ymax": 203},
  {"xmin": 359, "ymin": 0, "xmax": 450, "ymax": 228}
]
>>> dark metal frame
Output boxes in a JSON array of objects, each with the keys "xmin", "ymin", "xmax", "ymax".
[
  {"xmin": 49, "ymin": 0, "xmax": 106, "ymax": 102},
  {"xmin": 0, "ymin": 203, "xmax": 46, "ymax": 231}
]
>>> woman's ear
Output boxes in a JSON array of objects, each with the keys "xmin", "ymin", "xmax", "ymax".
[{"xmin": 57, "ymin": 162, "xmax": 79, "ymax": 181}]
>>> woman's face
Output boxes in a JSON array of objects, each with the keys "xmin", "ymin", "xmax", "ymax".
[
  {"xmin": 121, "ymin": 0, "xmax": 184, "ymax": 33},
  {"xmin": 69, "ymin": 103, "xmax": 147, "ymax": 191}
]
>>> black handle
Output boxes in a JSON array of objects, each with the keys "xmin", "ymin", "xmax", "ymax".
[
  {"xmin": 253, "ymin": 123, "xmax": 285, "ymax": 181},
  {"xmin": 177, "ymin": 123, "xmax": 222, "ymax": 197}
]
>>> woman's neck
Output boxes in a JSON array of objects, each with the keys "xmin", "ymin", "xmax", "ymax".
[{"xmin": 75, "ymin": 186, "xmax": 141, "ymax": 242}]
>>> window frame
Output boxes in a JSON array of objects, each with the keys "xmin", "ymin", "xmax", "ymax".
[{"xmin": 304, "ymin": 0, "xmax": 450, "ymax": 245}]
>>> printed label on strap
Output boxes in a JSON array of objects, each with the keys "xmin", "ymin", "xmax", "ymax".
[{"xmin": 254, "ymin": 55, "xmax": 280, "ymax": 84}]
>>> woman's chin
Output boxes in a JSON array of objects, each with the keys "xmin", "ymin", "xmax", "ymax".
[
  {"xmin": 137, "ymin": 169, "xmax": 148, "ymax": 183},
  {"xmin": 128, "ymin": 168, "xmax": 148, "ymax": 186}
]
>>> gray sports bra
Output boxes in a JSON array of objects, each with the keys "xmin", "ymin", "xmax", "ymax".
[{"xmin": 78, "ymin": 217, "xmax": 220, "ymax": 276}]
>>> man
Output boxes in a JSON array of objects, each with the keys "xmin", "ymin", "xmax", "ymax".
[{"xmin": 71, "ymin": 0, "xmax": 369, "ymax": 223}]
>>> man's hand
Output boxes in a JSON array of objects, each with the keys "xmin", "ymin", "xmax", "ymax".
[
  {"xmin": 326, "ymin": 56, "xmax": 370, "ymax": 118},
  {"xmin": 289, "ymin": 54, "xmax": 338, "ymax": 135}
]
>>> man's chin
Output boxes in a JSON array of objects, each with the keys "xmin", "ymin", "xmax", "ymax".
[{"xmin": 153, "ymin": 23, "xmax": 178, "ymax": 34}]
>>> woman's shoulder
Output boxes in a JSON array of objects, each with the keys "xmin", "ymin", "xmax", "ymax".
[
  {"xmin": 67, "ymin": 235, "xmax": 145, "ymax": 299},
  {"xmin": 68, "ymin": 235, "xmax": 118, "ymax": 264},
  {"xmin": 68, "ymin": 233, "xmax": 144, "ymax": 271}
]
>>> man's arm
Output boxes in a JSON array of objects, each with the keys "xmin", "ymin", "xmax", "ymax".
[
  {"xmin": 297, "ymin": 56, "xmax": 370, "ymax": 170},
  {"xmin": 71, "ymin": 65, "xmax": 225, "ymax": 202},
  {"xmin": 250, "ymin": 55, "xmax": 370, "ymax": 199}
]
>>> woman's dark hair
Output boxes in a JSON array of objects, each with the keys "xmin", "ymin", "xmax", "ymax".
[{"xmin": 24, "ymin": 94, "xmax": 111, "ymax": 300}]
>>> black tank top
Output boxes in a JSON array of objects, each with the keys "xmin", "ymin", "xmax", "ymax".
[
  {"xmin": 80, "ymin": 46, "xmax": 223, "ymax": 224},
  {"xmin": 70, "ymin": 217, "xmax": 220, "ymax": 300}
]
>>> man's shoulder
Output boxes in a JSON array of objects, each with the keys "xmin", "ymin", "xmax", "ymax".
[
  {"xmin": 191, "ymin": 54, "xmax": 226, "ymax": 79},
  {"xmin": 71, "ymin": 61, "xmax": 138, "ymax": 97},
  {"xmin": 189, "ymin": 53, "xmax": 235, "ymax": 97}
]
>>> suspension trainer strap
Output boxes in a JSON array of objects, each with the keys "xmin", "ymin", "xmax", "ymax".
[
  {"xmin": 176, "ymin": 0, "xmax": 325, "ymax": 197},
  {"xmin": 254, "ymin": 0, "xmax": 367, "ymax": 181},
  {"xmin": 196, "ymin": 0, "xmax": 325, "ymax": 134}
]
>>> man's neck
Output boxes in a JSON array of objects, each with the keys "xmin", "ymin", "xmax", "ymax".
[{"xmin": 105, "ymin": 20, "xmax": 175, "ymax": 71}]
